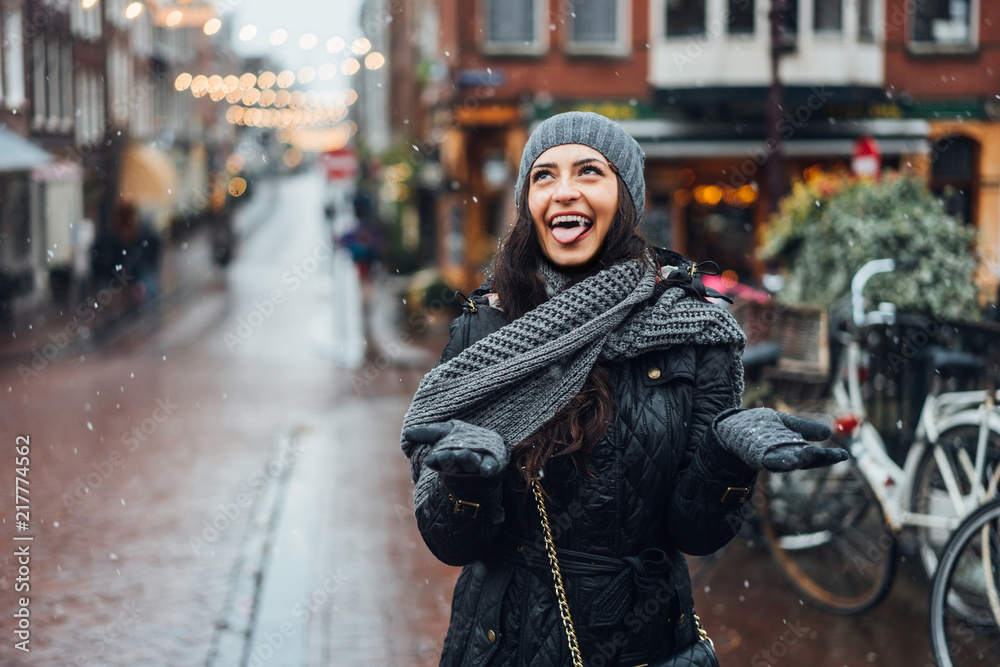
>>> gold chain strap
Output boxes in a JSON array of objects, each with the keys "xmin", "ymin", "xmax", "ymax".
[
  {"xmin": 694, "ymin": 613, "xmax": 714, "ymax": 650},
  {"xmin": 532, "ymin": 479, "xmax": 585, "ymax": 667}
]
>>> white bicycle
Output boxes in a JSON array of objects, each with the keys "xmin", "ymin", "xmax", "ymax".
[
  {"xmin": 759, "ymin": 259, "xmax": 1000, "ymax": 614},
  {"xmin": 930, "ymin": 497, "xmax": 1000, "ymax": 666}
]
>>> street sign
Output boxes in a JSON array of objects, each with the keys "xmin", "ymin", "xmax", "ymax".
[
  {"xmin": 852, "ymin": 136, "xmax": 881, "ymax": 179},
  {"xmin": 322, "ymin": 147, "xmax": 359, "ymax": 181}
]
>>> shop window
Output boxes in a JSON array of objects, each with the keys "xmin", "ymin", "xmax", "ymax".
[
  {"xmin": 686, "ymin": 201, "xmax": 755, "ymax": 284},
  {"xmin": 0, "ymin": 176, "xmax": 32, "ymax": 261},
  {"xmin": 666, "ymin": 0, "xmax": 705, "ymax": 36},
  {"xmin": 931, "ymin": 135, "xmax": 978, "ymax": 225},
  {"xmin": 911, "ymin": 0, "xmax": 976, "ymax": 51},
  {"xmin": 813, "ymin": 0, "xmax": 842, "ymax": 33},
  {"xmin": 772, "ymin": 0, "xmax": 799, "ymax": 50},
  {"xmin": 566, "ymin": 0, "xmax": 629, "ymax": 55},
  {"xmin": 483, "ymin": 0, "xmax": 547, "ymax": 54},
  {"xmin": 857, "ymin": 0, "xmax": 875, "ymax": 41},
  {"xmin": 727, "ymin": 0, "xmax": 755, "ymax": 34}
]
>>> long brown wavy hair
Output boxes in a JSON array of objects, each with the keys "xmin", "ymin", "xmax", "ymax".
[{"xmin": 492, "ymin": 172, "xmax": 650, "ymax": 486}]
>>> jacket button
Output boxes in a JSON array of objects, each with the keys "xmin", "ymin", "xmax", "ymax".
[
  {"xmin": 647, "ymin": 367, "xmax": 662, "ymax": 380},
  {"xmin": 487, "ymin": 629, "xmax": 497, "ymax": 643}
]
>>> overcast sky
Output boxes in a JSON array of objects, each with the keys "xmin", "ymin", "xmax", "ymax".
[{"xmin": 225, "ymin": 0, "xmax": 365, "ymax": 72}]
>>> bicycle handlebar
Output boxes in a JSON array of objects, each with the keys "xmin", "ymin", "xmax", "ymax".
[{"xmin": 852, "ymin": 258, "xmax": 896, "ymax": 329}]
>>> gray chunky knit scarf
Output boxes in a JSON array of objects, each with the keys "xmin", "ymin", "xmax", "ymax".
[{"xmin": 401, "ymin": 257, "xmax": 746, "ymax": 482}]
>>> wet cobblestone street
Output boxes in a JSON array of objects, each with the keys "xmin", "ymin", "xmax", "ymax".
[{"xmin": 2, "ymin": 173, "xmax": 942, "ymax": 666}]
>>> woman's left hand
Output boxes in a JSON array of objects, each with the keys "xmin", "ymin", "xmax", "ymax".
[
  {"xmin": 403, "ymin": 420, "xmax": 509, "ymax": 478},
  {"xmin": 714, "ymin": 407, "xmax": 849, "ymax": 472}
]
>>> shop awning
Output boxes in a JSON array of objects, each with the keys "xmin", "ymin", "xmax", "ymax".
[
  {"xmin": 119, "ymin": 144, "xmax": 179, "ymax": 204},
  {"xmin": 0, "ymin": 126, "xmax": 53, "ymax": 172},
  {"xmin": 619, "ymin": 119, "xmax": 932, "ymax": 160},
  {"xmin": 32, "ymin": 160, "xmax": 83, "ymax": 181}
]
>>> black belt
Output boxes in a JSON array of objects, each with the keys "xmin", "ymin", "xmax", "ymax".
[
  {"xmin": 498, "ymin": 533, "xmax": 697, "ymax": 664},
  {"xmin": 497, "ymin": 533, "xmax": 680, "ymax": 628}
]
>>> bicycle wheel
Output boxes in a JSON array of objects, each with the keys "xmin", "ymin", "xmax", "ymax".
[
  {"xmin": 913, "ymin": 424, "xmax": 1000, "ymax": 579},
  {"xmin": 929, "ymin": 499, "xmax": 1000, "ymax": 667},
  {"xmin": 759, "ymin": 455, "xmax": 898, "ymax": 614}
]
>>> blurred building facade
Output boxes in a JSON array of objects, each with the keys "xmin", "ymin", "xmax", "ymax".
[
  {"xmin": 884, "ymin": 0, "xmax": 1000, "ymax": 294},
  {"xmin": 365, "ymin": 0, "xmax": 997, "ymax": 297},
  {"xmin": 0, "ymin": 0, "xmax": 240, "ymax": 317}
]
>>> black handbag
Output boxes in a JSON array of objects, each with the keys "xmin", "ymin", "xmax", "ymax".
[{"xmin": 532, "ymin": 480, "xmax": 721, "ymax": 667}]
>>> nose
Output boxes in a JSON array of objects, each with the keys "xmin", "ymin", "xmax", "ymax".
[{"xmin": 553, "ymin": 174, "xmax": 580, "ymax": 204}]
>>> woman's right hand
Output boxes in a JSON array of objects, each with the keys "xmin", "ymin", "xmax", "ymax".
[{"xmin": 403, "ymin": 420, "xmax": 508, "ymax": 478}]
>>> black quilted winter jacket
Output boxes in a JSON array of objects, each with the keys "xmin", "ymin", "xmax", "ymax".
[{"xmin": 415, "ymin": 259, "xmax": 757, "ymax": 667}]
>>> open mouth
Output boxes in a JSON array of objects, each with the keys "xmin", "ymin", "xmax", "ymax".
[{"xmin": 548, "ymin": 214, "xmax": 594, "ymax": 245}]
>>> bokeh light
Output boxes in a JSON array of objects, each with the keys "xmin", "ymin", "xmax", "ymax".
[
  {"xmin": 297, "ymin": 67, "xmax": 316, "ymax": 84},
  {"xmin": 298, "ymin": 33, "xmax": 318, "ymax": 50},
  {"xmin": 364, "ymin": 52, "xmax": 385, "ymax": 70},
  {"xmin": 226, "ymin": 154, "xmax": 246, "ymax": 174},
  {"xmin": 174, "ymin": 73, "xmax": 193, "ymax": 91},
  {"xmin": 257, "ymin": 71, "xmax": 276, "ymax": 89},
  {"xmin": 351, "ymin": 37, "xmax": 371, "ymax": 55},
  {"xmin": 166, "ymin": 10, "xmax": 183, "ymax": 27},
  {"xmin": 225, "ymin": 106, "xmax": 245, "ymax": 124},
  {"xmin": 340, "ymin": 58, "xmax": 360, "ymax": 76},
  {"xmin": 242, "ymin": 88, "xmax": 261, "ymax": 106},
  {"xmin": 239, "ymin": 72, "xmax": 257, "ymax": 89},
  {"xmin": 228, "ymin": 177, "xmax": 247, "ymax": 197},
  {"xmin": 124, "ymin": 2, "xmax": 143, "ymax": 19},
  {"xmin": 283, "ymin": 148, "xmax": 303, "ymax": 169},
  {"xmin": 270, "ymin": 29, "xmax": 288, "ymax": 45},
  {"xmin": 82, "ymin": 0, "xmax": 98, "ymax": 9},
  {"xmin": 276, "ymin": 70, "xmax": 296, "ymax": 88},
  {"xmin": 259, "ymin": 89, "xmax": 276, "ymax": 107},
  {"xmin": 203, "ymin": 18, "xmax": 222, "ymax": 36},
  {"xmin": 239, "ymin": 25, "xmax": 257, "ymax": 41},
  {"xmin": 190, "ymin": 75, "xmax": 209, "ymax": 97},
  {"xmin": 318, "ymin": 63, "xmax": 337, "ymax": 80},
  {"xmin": 326, "ymin": 36, "xmax": 345, "ymax": 53}
]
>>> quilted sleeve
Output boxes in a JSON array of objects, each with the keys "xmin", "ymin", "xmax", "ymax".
[
  {"xmin": 412, "ymin": 294, "xmax": 510, "ymax": 566},
  {"xmin": 414, "ymin": 466, "xmax": 506, "ymax": 566},
  {"xmin": 664, "ymin": 345, "xmax": 758, "ymax": 556}
]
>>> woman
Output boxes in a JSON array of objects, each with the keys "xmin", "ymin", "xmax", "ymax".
[{"xmin": 401, "ymin": 112, "xmax": 845, "ymax": 666}]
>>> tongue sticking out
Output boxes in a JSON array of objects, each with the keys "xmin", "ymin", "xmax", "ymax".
[{"xmin": 551, "ymin": 222, "xmax": 590, "ymax": 245}]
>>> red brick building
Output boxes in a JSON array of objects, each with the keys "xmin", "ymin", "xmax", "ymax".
[
  {"xmin": 428, "ymin": 0, "xmax": 653, "ymax": 288},
  {"xmin": 884, "ymin": 0, "xmax": 1000, "ymax": 295}
]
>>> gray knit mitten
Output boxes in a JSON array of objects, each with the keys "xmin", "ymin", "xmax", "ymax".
[
  {"xmin": 714, "ymin": 408, "xmax": 848, "ymax": 472},
  {"xmin": 403, "ymin": 420, "xmax": 509, "ymax": 478}
]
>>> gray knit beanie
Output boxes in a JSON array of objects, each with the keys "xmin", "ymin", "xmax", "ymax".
[{"xmin": 515, "ymin": 111, "xmax": 645, "ymax": 224}]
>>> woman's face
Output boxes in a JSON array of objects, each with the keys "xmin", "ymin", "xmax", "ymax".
[{"xmin": 528, "ymin": 143, "xmax": 619, "ymax": 272}]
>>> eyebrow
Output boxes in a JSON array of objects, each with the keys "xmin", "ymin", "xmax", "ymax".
[{"xmin": 531, "ymin": 157, "xmax": 608, "ymax": 171}]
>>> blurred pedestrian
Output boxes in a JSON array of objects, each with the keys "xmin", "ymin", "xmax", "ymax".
[
  {"xmin": 70, "ymin": 215, "xmax": 95, "ymax": 306},
  {"xmin": 208, "ymin": 176, "xmax": 236, "ymax": 269},
  {"xmin": 400, "ymin": 112, "xmax": 846, "ymax": 666}
]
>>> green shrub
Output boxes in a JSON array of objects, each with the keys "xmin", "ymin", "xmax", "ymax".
[{"xmin": 759, "ymin": 174, "xmax": 981, "ymax": 321}]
